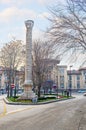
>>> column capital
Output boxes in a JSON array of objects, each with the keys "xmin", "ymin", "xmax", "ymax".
[{"xmin": 25, "ymin": 20, "xmax": 34, "ymax": 29}]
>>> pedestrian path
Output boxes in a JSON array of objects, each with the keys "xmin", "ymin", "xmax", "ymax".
[{"xmin": 0, "ymin": 100, "xmax": 6, "ymax": 117}]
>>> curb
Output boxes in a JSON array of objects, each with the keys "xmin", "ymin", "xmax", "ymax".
[{"xmin": 3, "ymin": 97, "xmax": 75, "ymax": 105}]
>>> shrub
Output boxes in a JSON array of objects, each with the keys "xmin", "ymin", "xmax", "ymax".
[
  {"xmin": 38, "ymin": 96, "xmax": 56, "ymax": 101},
  {"xmin": 47, "ymin": 96, "xmax": 56, "ymax": 99},
  {"xmin": 38, "ymin": 97, "xmax": 47, "ymax": 100}
]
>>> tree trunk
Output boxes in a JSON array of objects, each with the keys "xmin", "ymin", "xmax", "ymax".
[{"xmin": 38, "ymin": 84, "xmax": 41, "ymax": 98}]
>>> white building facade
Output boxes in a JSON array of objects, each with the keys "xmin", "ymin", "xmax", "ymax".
[{"xmin": 51, "ymin": 65, "xmax": 86, "ymax": 91}]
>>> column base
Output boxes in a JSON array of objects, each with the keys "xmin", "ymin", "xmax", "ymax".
[{"xmin": 19, "ymin": 84, "xmax": 37, "ymax": 100}]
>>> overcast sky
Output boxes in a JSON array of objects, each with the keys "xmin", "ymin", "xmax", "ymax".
[
  {"xmin": 0, "ymin": 0, "xmax": 85, "ymax": 69},
  {"xmin": 0, "ymin": 0, "xmax": 65, "ymax": 45}
]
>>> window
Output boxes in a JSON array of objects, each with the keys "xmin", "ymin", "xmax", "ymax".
[
  {"xmin": 60, "ymin": 76, "xmax": 64, "ymax": 88},
  {"xmin": 60, "ymin": 83, "xmax": 64, "ymax": 88},
  {"xmin": 60, "ymin": 76, "xmax": 64, "ymax": 82},
  {"xmin": 68, "ymin": 80, "xmax": 72, "ymax": 89},
  {"xmin": 85, "ymin": 75, "xmax": 86, "ymax": 80},
  {"xmin": 77, "ymin": 81, "xmax": 80, "ymax": 88},
  {"xmin": 69, "ymin": 75, "xmax": 72, "ymax": 81},
  {"xmin": 77, "ymin": 75, "xmax": 80, "ymax": 80},
  {"xmin": 59, "ymin": 68, "xmax": 64, "ymax": 74}
]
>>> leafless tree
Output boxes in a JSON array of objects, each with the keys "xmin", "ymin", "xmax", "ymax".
[
  {"xmin": 47, "ymin": 0, "xmax": 86, "ymax": 65},
  {"xmin": 0, "ymin": 39, "xmax": 24, "ymax": 96},
  {"xmin": 32, "ymin": 39, "xmax": 59, "ymax": 97}
]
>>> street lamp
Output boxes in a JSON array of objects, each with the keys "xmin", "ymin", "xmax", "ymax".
[
  {"xmin": 56, "ymin": 76, "xmax": 58, "ymax": 98},
  {"xmin": 84, "ymin": 72, "xmax": 86, "ymax": 88},
  {"xmin": 69, "ymin": 65, "xmax": 73, "ymax": 96}
]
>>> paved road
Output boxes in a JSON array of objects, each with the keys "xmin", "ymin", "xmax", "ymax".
[
  {"xmin": 0, "ymin": 94, "xmax": 86, "ymax": 130},
  {"xmin": 0, "ymin": 94, "xmax": 37, "ymax": 116}
]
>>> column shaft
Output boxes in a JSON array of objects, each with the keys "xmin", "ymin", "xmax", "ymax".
[{"xmin": 25, "ymin": 26, "xmax": 33, "ymax": 85}]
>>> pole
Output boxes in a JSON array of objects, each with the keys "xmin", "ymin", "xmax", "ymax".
[
  {"xmin": 56, "ymin": 76, "xmax": 58, "ymax": 98},
  {"xmin": 70, "ymin": 65, "xmax": 73, "ymax": 96}
]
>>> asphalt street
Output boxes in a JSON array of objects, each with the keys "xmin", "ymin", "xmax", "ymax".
[{"xmin": 0, "ymin": 94, "xmax": 86, "ymax": 130}]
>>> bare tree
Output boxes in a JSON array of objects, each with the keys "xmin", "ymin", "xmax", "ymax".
[
  {"xmin": 47, "ymin": 0, "xmax": 86, "ymax": 63},
  {"xmin": 32, "ymin": 39, "xmax": 59, "ymax": 97},
  {"xmin": 0, "ymin": 39, "xmax": 24, "ymax": 97}
]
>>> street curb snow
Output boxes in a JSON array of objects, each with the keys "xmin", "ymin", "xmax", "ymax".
[{"xmin": 3, "ymin": 97, "xmax": 75, "ymax": 105}]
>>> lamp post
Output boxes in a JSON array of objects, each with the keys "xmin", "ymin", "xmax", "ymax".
[
  {"xmin": 69, "ymin": 65, "xmax": 73, "ymax": 96},
  {"xmin": 56, "ymin": 76, "xmax": 58, "ymax": 98},
  {"xmin": 84, "ymin": 72, "xmax": 86, "ymax": 88}
]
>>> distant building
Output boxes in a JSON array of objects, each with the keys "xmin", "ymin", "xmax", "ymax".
[
  {"xmin": 67, "ymin": 70, "xmax": 82, "ymax": 90},
  {"xmin": 0, "ymin": 63, "xmax": 86, "ymax": 91},
  {"xmin": 51, "ymin": 65, "xmax": 67, "ymax": 90},
  {"xmin": 51, "ymin": 65, "xmax": 86, "ymax": 91},
  {"xmin": 79, "ymin": 67, "xmax": 86, "ymax": 89},
  {"xmin": 0, "ymin": 67, "xmax": 24, "ymax": 89}
]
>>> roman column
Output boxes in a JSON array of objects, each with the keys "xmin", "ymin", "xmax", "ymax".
[
  {"xmin": 25, "ymin": 20, "xmax": 33, "ymax": 86},
  {"xmin": 22, "ymin": 20, "xmax": 36, "ymax": 99}
]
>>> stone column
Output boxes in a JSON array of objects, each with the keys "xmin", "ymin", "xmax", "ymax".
[
  {"xmin": 21, "ymin": 20, "xmax": 36, "ymax": 99},
  {"xmin": 24, "ymin": 20, "xmax": 33, "ymax": 86}
]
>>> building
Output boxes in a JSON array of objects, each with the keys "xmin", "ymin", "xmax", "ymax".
[
  {"xmin": 51, "ymin": 65, "xmax": 67, "ymax": 89},
  {"xmin": 0, "ymin": 64, "xmax": 86, "ymax": 92},
  {"xmin": 57, "ymin": 65, "xmax": 67, "ymax": 89},
  {"xmin": 0, "ymin": 67, "xmax": 24, "ymax": 90},
  {"xmin": 67, "ymin": 67, "xmax": 86, "ymax": 90},
  {"xmin": 79, "ymin": 67, "xmax": 86, "ymax": 89},
  {"xmin": 51, "ymin": 65, "xmax": 86, "ymax": 91},
  {"xmin": 67, "ymin": 70, "xmax": 82, "ymax": 90}
]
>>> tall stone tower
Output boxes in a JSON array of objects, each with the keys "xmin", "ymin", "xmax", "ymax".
[{"xmin": 22, "ymin": 20, "xmax": 36, "ymax": 99}]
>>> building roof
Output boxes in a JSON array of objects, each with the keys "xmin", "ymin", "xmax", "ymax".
[
  {"xmin": 41, "ymin": 58, "xmax": 60, "ymax": 64},
  {"xmin": 57, "ymin": 65, "xmax": 67, "ymax": 68},
  {"xmin": 67, "ymin": 70, "xmax": 81, "ymax": 75},
  {"xmin": 79, "ymin": 67, "xmax": 86, "ymax": 71}
]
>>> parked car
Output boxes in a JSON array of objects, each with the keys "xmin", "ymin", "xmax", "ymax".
[
  {"xmin": 78, "ymin": 90, "xmax": 86, "ymax": 93},
  {"xmin": 83, "ymin": 93, "xmax": 86, "ymax": 96}
]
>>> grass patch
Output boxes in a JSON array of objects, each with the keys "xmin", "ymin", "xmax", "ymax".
[
  {"xmin": 7, "ymin": 97, "xmax": 32, "ymax": 103},
  {"xmin": 7, "ymin": 96, "xmax": 18, "ymax": 102},
  {"xmin": 7, "ymin": 94, "xmax": 71, "ymax": 103}
]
